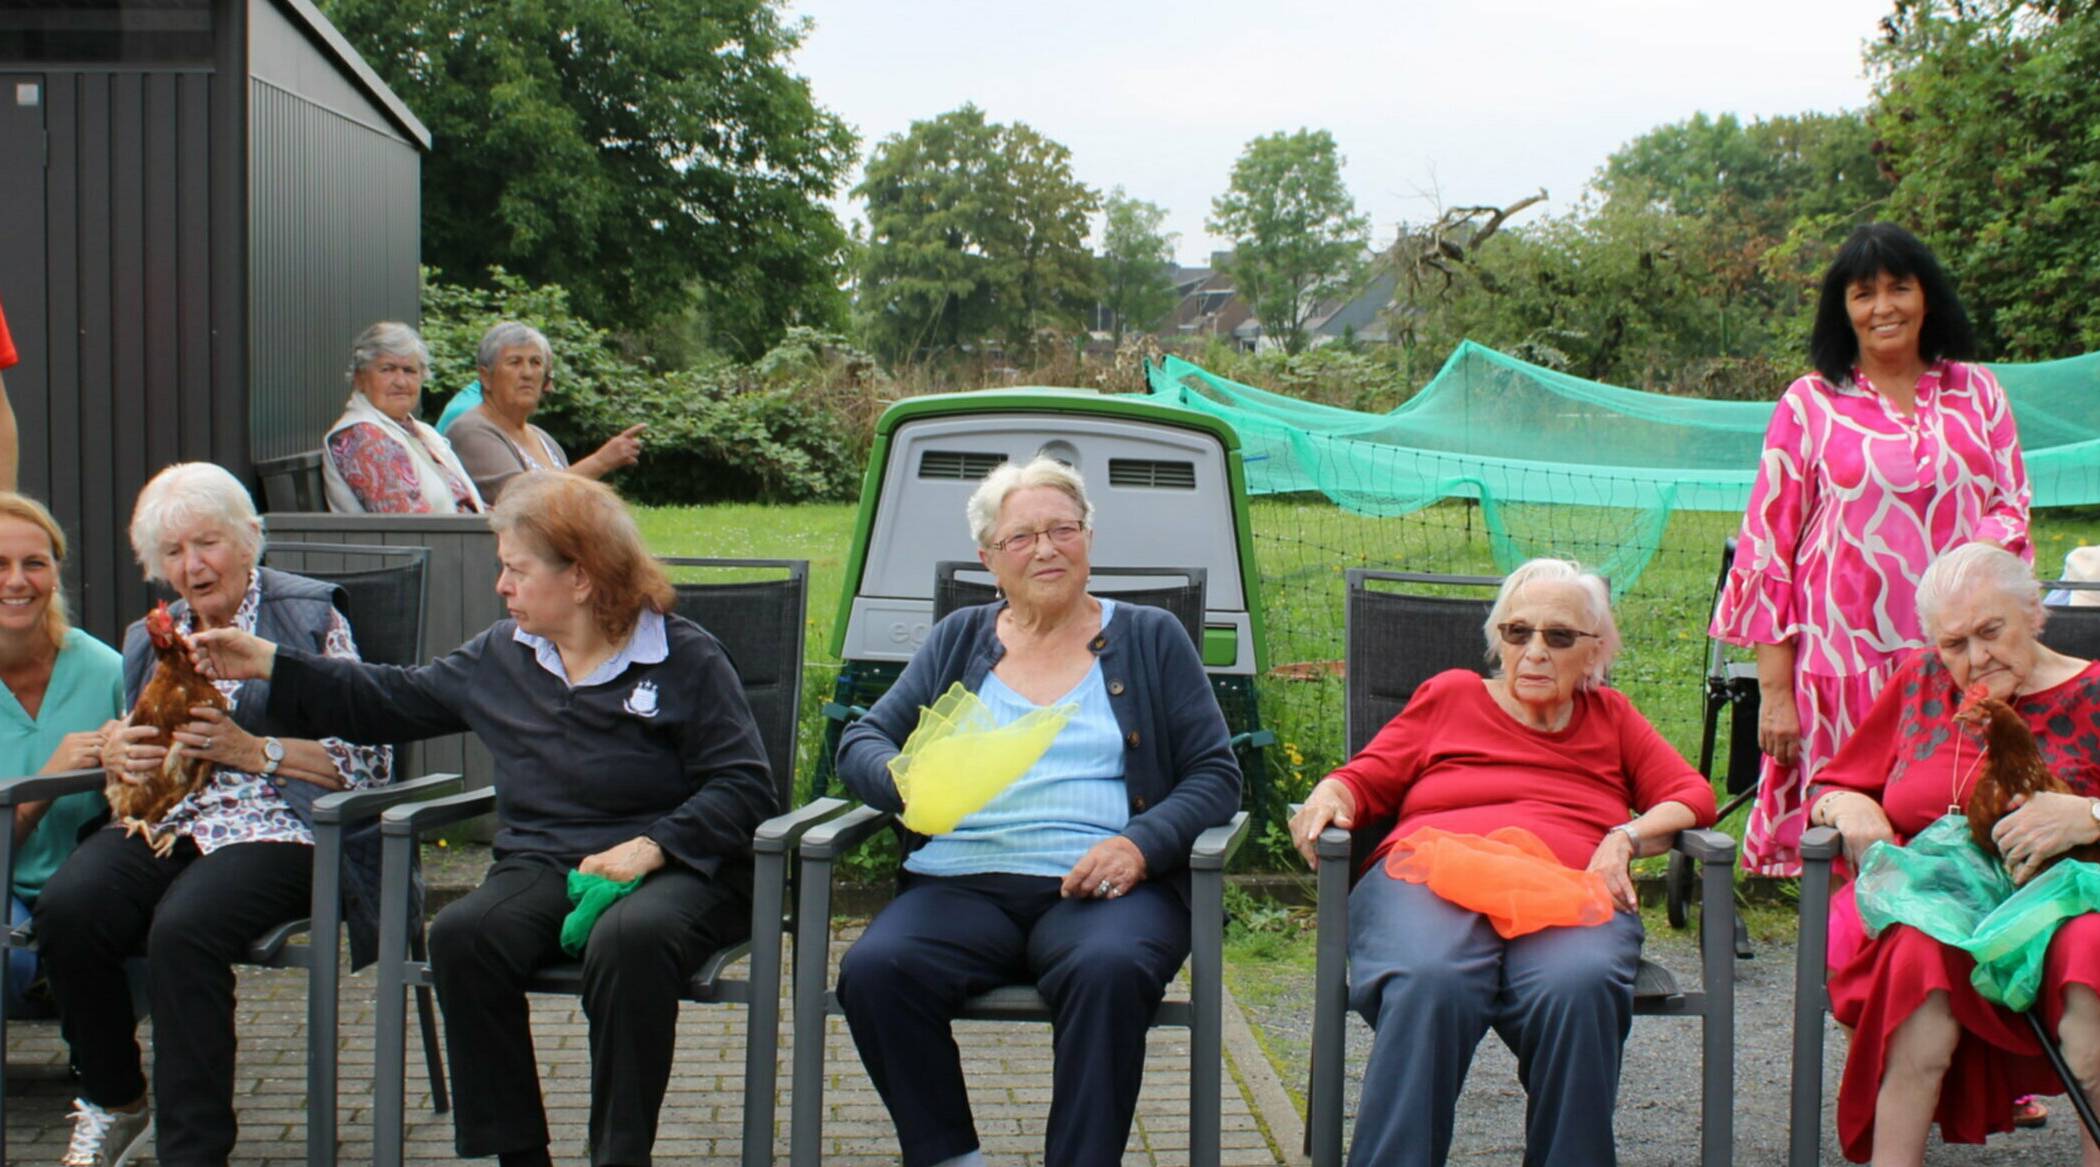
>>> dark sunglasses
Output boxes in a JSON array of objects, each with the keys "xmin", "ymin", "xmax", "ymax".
[{"xmin": 1497, "ymin": 622, "xmax": 1601, "ymax": 650}]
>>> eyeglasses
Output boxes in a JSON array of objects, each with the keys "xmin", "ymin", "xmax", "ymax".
[
  {"xmin": 1497, "ymin": 623, "xmax": 1600, "ymax": 650},
  {"xmin": 989, "ymin": 522, "xmax": 1088, "ymax": 555}
]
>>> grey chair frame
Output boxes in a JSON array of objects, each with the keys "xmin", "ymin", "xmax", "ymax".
[
  {"xmin": 366, "ymin": 557, "xmax": 842, "ymax": 1167},
  {"xmin": 0, "ymin": 540, "xmax": 450, "ymax": 1167},
  {"xmin": 1303, "ymin": 568, "xmax": 1737, "ymax": 1167},
  {"xmin": 788, "ymin": 804, "xmax": 1251, "ymax": 1167}
]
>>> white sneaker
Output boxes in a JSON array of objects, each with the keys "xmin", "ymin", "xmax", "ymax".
[{"xmin": 59, "ymin": 1097, "xmax": 151, "ymax": 1167}]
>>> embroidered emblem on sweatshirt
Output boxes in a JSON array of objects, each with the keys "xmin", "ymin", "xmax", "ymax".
[{"xmin": 624, "ymin": 680, "xmax": 660, "ymax": 718}]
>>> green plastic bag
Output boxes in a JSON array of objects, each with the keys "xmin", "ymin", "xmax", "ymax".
[
  {"xmin": 1855, "ymin": 814, "xmax": 2100, "ymax": 1012},
  {"xmin": 560, "ymin": 869, "xmax": 644, "ymax": 957}
]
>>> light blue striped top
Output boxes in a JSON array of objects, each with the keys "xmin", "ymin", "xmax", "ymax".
[{"xmin": 906, "ymin": 598, "xmax": 1130, "ymax": 878}]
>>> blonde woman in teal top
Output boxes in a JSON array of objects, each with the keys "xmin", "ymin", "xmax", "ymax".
[{"xmin": 0, "ymin": 493, "xmax": 124, "ymax": 1018}]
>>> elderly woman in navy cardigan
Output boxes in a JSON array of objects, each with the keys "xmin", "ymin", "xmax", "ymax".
[{"xmin": 836, "ymin": 455, "xmax": 1242, "ymax": 1167}]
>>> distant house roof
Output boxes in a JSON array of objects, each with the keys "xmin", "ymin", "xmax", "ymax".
[
  {"xmin": 277, "ymin": 0, "xmax": 430, "ymax": 148},
  {"xmin": 1310, "ymin": 270, "xmax": 1398, "ymax": 342}
]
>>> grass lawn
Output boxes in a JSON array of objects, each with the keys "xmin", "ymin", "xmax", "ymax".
[{"xmin": 633, "ymin": 497, "xmax": 2093, "ymax": 866}]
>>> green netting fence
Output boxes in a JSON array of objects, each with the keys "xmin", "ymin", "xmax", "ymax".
[{"xmin": 1141, "ymin": 343, "xmax": 2100, "ymax": 843}]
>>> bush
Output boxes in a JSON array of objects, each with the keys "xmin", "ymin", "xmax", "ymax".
[{"xmin": 420, "ymin": 270, "xmax": 882, "ymax": 504}]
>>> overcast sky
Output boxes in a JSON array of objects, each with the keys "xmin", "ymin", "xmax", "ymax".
[{"xmin": 782, "ymin": 0, "xmax": 1896, "ymax": 266}]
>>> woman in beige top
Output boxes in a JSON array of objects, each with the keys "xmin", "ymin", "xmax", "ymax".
[{"xmin": 446, "ymin": 321, "xmax": 646, "ymax": 503}]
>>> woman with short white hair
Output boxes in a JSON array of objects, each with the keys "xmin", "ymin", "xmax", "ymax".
[
  {"xmin": 35, "ymin": 462, "xmax": 390, "ymax": 1165},
  {"xmin": 323, "ymin": 321, "xmax": 485, "ymax": 514},
  {"xmin": 1291, "ymin": 557, "xmax": 1713, "ymax": 1167},
  {"xmin": 836, "ymin": 454, "xmax": 1240, "ymax": 1166},
  {"xmin": 1810, "ymin": 541, "xmax": 2100, "ymax": 1164}
]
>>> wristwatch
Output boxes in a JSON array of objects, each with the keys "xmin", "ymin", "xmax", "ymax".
[
  {"xmin": 260, "ymin": 736, "xmax": 285, "ymax": 777},
  {"xmin": 1610, "ymin": 822, "xmax": 1642, "ymax": 850}
]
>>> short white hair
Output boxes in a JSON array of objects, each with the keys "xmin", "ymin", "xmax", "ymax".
[
  {"xmin": 965, "ymin": 456, "xmax": 1095, "ymax": 546},
  {"xmin": 476, "ymin": 321, "xmax": 552, "ymax": 371},
  {"xmin": 1482, "ymin": 557, "xmax": 1619, "ymax": 688},
  {"xmin": 346, "ymin": 321, "xmax": 429, "ymax": 385},
  {"xmin": 1917, "ymin": 542, "xmax": 2043, "ymax": 636},
  {"xmin": 129, "ymin": 463, "xmax": 264, "ymax": 583}
]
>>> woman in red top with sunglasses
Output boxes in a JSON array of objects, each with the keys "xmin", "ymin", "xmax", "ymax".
[{"xmin": 1291, "ymin": 557, "xmax": 1716, "ymax": 1167}]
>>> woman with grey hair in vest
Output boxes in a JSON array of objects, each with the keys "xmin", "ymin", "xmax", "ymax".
[
  {"xmin": 35, "ymin": 462, "xmax": 390, "ymax": 1167},
  {"xmin": 445, "ymin": 321, "xmax": 646, "ymax": 503}
]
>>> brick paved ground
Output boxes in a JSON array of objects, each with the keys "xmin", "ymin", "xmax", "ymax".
[{"xmin": 2, "ymin": 930, "xmax": 1282, "ymax": 1166}]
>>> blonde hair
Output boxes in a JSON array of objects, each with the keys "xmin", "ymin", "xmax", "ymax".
[
  {"xmin": 128, "ymin": 463, "xmax": 264, "ymax": 584},
  {"xmin": 1482, "ymin": 557, "xmax": 1619, "ymax": 689},
  {"xmin": 0, "ymin": 492, "xmax": 71, "ymax": 650},
  {"xmin": 965, "ymin": 456, "xmax": 1094, "ymax": 546}
]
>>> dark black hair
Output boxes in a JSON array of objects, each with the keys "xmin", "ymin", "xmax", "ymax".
[{"xmin": 1807, "ymin": 223, "xmax": 1976, "ymax": 385}]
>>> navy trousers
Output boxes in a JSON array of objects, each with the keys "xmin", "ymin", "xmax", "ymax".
[
  {"xmin": 427, "ymin": 854, "xmax": 749, "ymax": 1167},
  {"xmin": 836, "ymin": 872, "xmax": 1190, "ymax": 1167},
  {"xmin": 1345, "ymin": 866, "xmax": 1644, "ymax": 1167}
]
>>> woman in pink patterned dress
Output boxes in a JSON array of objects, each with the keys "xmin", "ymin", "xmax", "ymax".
[{"xmin": 1713, "ymin": 223, "xmax": 2030, "ymax": 879}]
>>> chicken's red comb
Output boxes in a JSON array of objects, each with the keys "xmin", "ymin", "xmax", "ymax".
[{"xmin": 1955, "ymin": 682, "xmax": 1993, "ymax": 714}]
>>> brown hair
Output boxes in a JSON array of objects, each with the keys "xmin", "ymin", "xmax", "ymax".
[
  {"xmin": 487, "ymin": 472, "xmax": 673, "ymax": 642},
  {"xmin": 0, "ymin": 492, "xmax": 72, "ymax": 651}
]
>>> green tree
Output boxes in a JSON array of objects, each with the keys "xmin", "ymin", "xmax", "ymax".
[
  {"xmin": 1097, "ymin": 188, "xmax": 1179, "ymax": 343},
  {"xmin": 319, "ymin": 0, "xmax": 856, "ymax": 357},
  {"xmin": 1208, "ymin": 129, "xmax": 1370, "ymax": 354},
  {"xmin": 855, "ymin": 106, "xmax": 1099, "ymax": 364},
  {"xmin": 1868, "ymin": 0, "xmax": 2100, "ymax": 357}
]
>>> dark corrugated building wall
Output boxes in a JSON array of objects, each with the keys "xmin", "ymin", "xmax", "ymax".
[{"xmin": 0, "ymin": 0, "xmax": 427, "ymax": 643}]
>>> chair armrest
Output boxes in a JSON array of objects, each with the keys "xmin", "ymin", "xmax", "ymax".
[
  {"xmin": 0, "ymin": 768, "xmax": 103, "ymax": 806},
  {"xmin": 1801, "ymin": 825, "xmax": 1842, "ymax": 862},
  {"xmin": 1190, "ymin": 811, "xmax": 1251, "ymax": 871},
  {"xmin": 800, "ymin": 802, "xmax": 896, "ymax": 861},
  {"xmin": 753, "ymin": 797, "xmax": 850, "ymax": 856},
  {"xmin": 312, "ymin": 773, "xmax": 465, "ymax": 826},
  {"xmin": 379, "ymin": 786, "xmax": 498, "ymax": 837},
  {"xmin": 1673, "ymin": 827, "xmax": 1737, "ymax": 865}
]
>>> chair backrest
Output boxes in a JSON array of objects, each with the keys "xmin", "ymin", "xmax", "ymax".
[
  {"xmin": 2043, "ymin": 580, "xmax": 2100, "ymax": 661},
  {"xmin": 255, "ymin": 449, "xmax": 328, "ymax": 513},
  {"xmin": 263, "ymin": 542, "xmax": 430, "ymax": 668},
  {"xmin": 1342, "ymin": 569, "xmax": 1503, "ymax": 878},
  {"xmin": 660, "ymin": 557, "xmax": 809, "ymax": 813},
  {"xmin": 931, "ymin": 561, "xmax": 1207, "ymax": 652}
]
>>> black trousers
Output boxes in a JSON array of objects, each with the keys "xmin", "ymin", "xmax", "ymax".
[
  {"xmin": 835, "ymin": 872, "xmax": 1190, "ymax": 1167},
  {"xmin": 34, "ymin": 827, "xmax": 313, "ymax": 1167},
  {"xmin": 427, "ymin": 854, "xmax": 750, "ymax": 1166}
]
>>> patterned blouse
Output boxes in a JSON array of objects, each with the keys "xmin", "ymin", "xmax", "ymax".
[
  {"xmin": 1712, "ymin": 360, "xmax": 2031, "ymax": 677},
  {"xmin": 326, "ymin": 421, "xmax": 480, "ymax": 514},
  {"xmin": 153, "ymin": 571, "xmax": 390, "ymax": 852}
]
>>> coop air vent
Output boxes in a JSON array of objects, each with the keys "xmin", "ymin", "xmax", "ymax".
[
  {"xmin": 918, "ymin": 451, "xmax": 1005, "ymax": 480},
  {"xmin": 1107, "ymin": 458, "xmax": 1197, "ymax": 489}
]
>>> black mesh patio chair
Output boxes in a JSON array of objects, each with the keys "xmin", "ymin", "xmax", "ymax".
[
  {"xmin": 0, "ymin": 541, "xmax": 455, "ymax": 1167},
  {"xmin": 1301, "ymin": 568, "xmax": 1737, "ymax": 1167},
  {"xmin": 368, "ymin": 557, "xmax": 845, "ymax": 1167},
  {"xmin": 1787, "ymin": 576, "xmax": 2100, "ymax": 1165},
  {"xmin": 789, "ymin": 560, "xmax": 1246, "ymax": 1166}
]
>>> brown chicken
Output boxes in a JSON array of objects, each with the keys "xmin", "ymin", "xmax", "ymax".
[
  {"xmin": 109, "ymin": 601, "xmax": 229, "ymax": 855},
  {"xmin": 1960, "ymin": 683, "xmax": 2100, "ymax": 877}
]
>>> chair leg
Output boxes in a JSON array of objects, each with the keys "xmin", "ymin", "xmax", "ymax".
[
  {"xmin": 1697, "ymin": 849, "xmax": 1736, "ymax": 1167},
  {"xmin": 411, "ymin": 925, "xmax": 448, "ymax": 1114},
  {"xmin": 1190, "ymin": 877, "xmax": 1224, "ymax": 1167}
]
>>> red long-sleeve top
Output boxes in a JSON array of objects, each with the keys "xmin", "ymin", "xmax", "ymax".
[{"xmin": 1328, "ymin": 669, "xmax": 1717, "ymax": 870}]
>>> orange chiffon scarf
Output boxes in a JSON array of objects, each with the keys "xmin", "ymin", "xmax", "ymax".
[{"xmin": 1384, "ymin": 825, "xmax": 1615, "ymax": 938}]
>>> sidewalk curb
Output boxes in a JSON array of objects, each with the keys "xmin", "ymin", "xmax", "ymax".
[{"xmin": 1221, "ymin": 980, "xmax": 1308, "ymax": 1164}]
